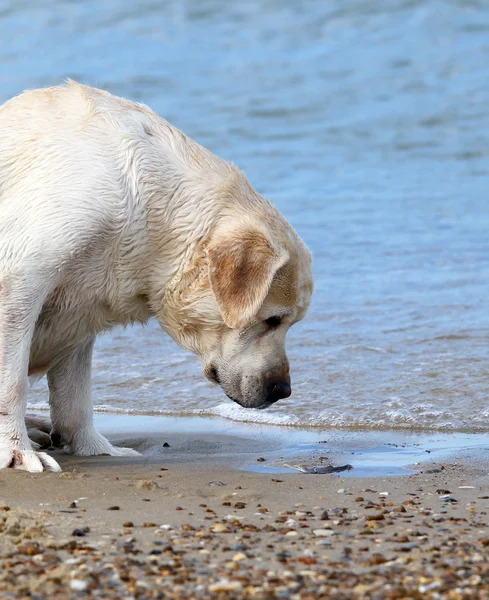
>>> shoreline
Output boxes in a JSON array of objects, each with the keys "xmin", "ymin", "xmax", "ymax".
[
  {"xmin": 23, "ymin": 411, "xmax": 489, "ymax": 479},
  {"xmin": 89, "ymin": 413, "xmax": 489, "ymax": 478}
]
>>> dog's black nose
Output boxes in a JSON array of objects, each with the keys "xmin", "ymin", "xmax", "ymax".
[{"xmin": 266, "ymin": 380, "xmax": 292, "ymax": 404}]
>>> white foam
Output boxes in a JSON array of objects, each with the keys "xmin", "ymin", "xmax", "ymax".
[{"xmin": 24, "ymin": 397, "xmax": 489, "ymax": 432}]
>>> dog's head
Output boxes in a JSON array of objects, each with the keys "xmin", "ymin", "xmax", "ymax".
[{"xmin": 159, "ymin": 215, "xmax": 313, "ymax": 410}]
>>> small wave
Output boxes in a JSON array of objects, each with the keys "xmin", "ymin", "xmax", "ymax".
[{"xmin": 23, "ymin": 401, "xmax": 489, "ymax": 434}]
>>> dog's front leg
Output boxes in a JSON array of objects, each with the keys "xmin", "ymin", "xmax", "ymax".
[
  {"xmin": 0, "ymin": 281, "xmax": 61, "ymax": 472},
  {"xmin": 48, "ymin": 337, "xmax": 140, "ymax": 457}
]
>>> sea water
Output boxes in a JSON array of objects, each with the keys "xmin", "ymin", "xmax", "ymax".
[{"xmin": 2, "ymin": 0, "xmax": 488, "ymax": 431}]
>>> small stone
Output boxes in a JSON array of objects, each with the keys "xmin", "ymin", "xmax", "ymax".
[
  {"xmin": 234, "ymin": 502, "xmax": 246, "ymax": 509},
  {"xmin": 276, "ymin": 551, "xmax": 290, "ymax": 561},
  {"xmin": 107, "ymin": 506, "xmax": 120, "ymax": 510},
  {"xmin": 337, "ymin": 489, "xmax": 344, "ymax": 494},
  {"xmin": 400, "ymin": 542, "xmax": 419, "ymax": 551},
  {"xmin": 313, "ymin": 529, "xmax": 334, "ymax": 537},
  {"xmin": 366, "ymin": 553, "xmax": 387, "ymax": 566},
  {"xmin": 163, "ymin": 442, "xmax": 170, "ymax": 447},
  {"xmin": 18, "ymin": 542, "xmax": 42, "ymax": 556},
  {"xmin": 233, "ymin": 552, "xmax": 247, "ymax": 561},
  {"xmin": 70, "ymin": 580, "xmax": 87, "ymax": 592},
  {"xmin": 367, "ymin": 513, "xmax": 385, "ymax": 521},
  {"xmin": 320, "ymin": 510, "xmax": 329, "ymax": 520},
  {"xmin": 72, "ymin": 527, "xmax": 89, "ymax": 537},
  {"xmin": 257, "ymin": 458, "xmax": 266, "ymax": 462},
  {"xmin": 212, "ymin": 524, "xmax": 229, "ymax": 533},
  {"xmin": 123, "ymin": 522, "xmax": 134, "ymax": 528},
  {"xmin": 209, "ymin": 580, "xmax": 242, "ymax": 593}
]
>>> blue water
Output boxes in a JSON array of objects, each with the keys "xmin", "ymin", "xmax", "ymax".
[{"xmin": 2, "ymin": 0, "xmax": 488, "ymax": 430}]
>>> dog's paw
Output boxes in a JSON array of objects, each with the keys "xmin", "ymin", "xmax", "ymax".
[
  {"xmin": 0, "ymin": 448, "xmax": 61, "ymax": 472},
  {"xmin": 63, "ymin": 429, "xmax": 140, "ymax": 457},
  {"xmin": 106, "ymin": 446, "xmax": 140, "ymax": 457},
  {"xmin": 27, "ymin": 428, "xmax": 52, "ymax": 449}
]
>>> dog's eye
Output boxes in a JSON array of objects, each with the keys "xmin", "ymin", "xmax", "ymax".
[{"xmin": 264, "ymin": 316, "xmax": 282, "ymax": 328}]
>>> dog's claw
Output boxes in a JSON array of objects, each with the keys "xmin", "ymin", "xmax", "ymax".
[{"xmin": 0, "ymin": 448, "xmax": 61, "ymax": 472}]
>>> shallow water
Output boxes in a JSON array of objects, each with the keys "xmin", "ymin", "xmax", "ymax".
[
  {"xmin": 2, "ymin": 1, "xmax": 488, "ymax": 430},
  {"xmin": 94, "ymin": 413, "xmax": 489, "ymax": 478}
]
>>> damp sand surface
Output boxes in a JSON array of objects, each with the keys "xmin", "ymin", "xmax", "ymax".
[{"xmin": 2, "ymin": 414, "xmax": 489, "ymax": 598}]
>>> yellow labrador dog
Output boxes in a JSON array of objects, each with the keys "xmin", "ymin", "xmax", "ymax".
[{"xmin": 0, "ymin": 82, "xmax": 313, "ymax": 472}]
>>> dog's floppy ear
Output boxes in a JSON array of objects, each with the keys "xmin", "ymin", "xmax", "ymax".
[{"xmin": 208, "ymin": 229, "xmax": 289, "ymax": 329}]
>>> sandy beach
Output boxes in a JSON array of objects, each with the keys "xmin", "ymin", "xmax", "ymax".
[{"xmin": 1, "ymin": 415, "xmax": 489, "ymax": 598}]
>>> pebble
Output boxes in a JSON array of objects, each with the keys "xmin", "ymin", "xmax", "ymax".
[
  {"xmin": 3, "ymin": 472, "xmax": 489, "ymax": 599},
  {"xmin": 232, "ymin": 552, "xmax": 247, "ymax": 561},
  {"xmin": 69, "ymin": 580, "xmax": 87, "ymax": 592},
  {"xmin": 17, "ymin": 542, "xmax": 42, "ymax": 556},
  {"xmin": 208, "ymin": 580, "xmax": 242, "ymax": 593},
  {"xmin": 72, "ymin": 527, "xmax": 90, "ymax": 537},
  {"xmin": 313, "ymin": 529, "xmax": 334, "ymax": 537}
]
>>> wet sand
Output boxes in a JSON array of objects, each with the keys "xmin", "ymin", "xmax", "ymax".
[{"xmin": 2, "ymin": 416, "xmax": 489, "ymax": 598}]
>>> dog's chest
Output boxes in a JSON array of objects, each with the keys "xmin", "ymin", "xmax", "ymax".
[{"xmin": 29, "ymin": 284, "xmax": 151, "ymax": 370}]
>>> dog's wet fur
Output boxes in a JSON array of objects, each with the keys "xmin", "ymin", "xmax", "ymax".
[{"xmin": 0, "ymin": 82, "xmax": 313, "ymax": 472}]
